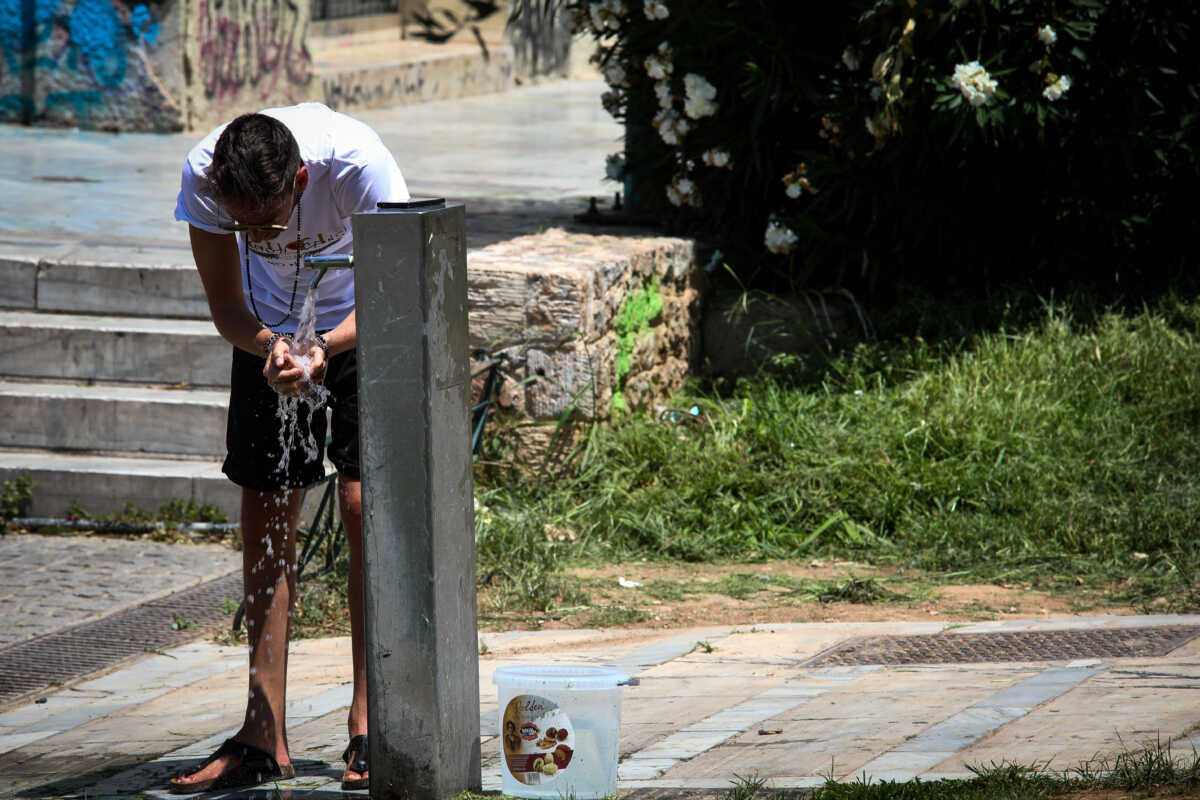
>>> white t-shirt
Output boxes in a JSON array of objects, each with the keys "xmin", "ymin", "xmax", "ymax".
[{"xmin": 175, "ymin": 103, "xmax": 410, "ymax": 333}]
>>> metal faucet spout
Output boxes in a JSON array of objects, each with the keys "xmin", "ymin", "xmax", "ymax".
[{"xmin": 304, "ymin": 253, "xmax": 355, "ymax": 288}]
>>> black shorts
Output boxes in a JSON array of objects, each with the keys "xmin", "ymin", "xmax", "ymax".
[{"xmin": 222, "ymin": 345, "xmax": 359, "ymax": 491}]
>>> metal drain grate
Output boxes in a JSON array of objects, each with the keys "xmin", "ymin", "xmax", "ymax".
[
  {"xmin": 807, "ymin": 625, "xmax": 1200, "ymax": 667},
  {"xmin": 0, "ymin": 571, "xmax": 242, "ymax": 706}
]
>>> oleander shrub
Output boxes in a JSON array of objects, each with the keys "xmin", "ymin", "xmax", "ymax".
[{"xmin": 575, "ymin": 0, "xmax": 1200, "ymax": 295}]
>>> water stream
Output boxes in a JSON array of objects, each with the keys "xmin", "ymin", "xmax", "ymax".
[{"xmin": 274, "ymin": 287, "xmax": 329, "ymax": 475}]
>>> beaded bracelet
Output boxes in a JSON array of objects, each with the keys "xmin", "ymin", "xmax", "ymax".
[{"xmin": 263, "ymin": 331, "xmax": 292, "ymax": 356}]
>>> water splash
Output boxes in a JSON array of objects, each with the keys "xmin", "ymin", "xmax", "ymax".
[{"xmin": 275, "ymin": 287, "xmax": 330, "ymax": 474}]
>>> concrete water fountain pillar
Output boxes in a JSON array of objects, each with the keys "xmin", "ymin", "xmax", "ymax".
[{"xmin": 352, "ymin": 199, "xmax": 481, "ymax": 800}]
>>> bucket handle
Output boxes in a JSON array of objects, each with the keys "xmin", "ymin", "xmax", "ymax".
[{"xmin": 618, "ymin": 677, "xmax": 640, "ymax": 686}]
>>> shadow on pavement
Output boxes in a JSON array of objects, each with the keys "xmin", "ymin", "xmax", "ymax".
[
  {"xmin": 463, "ymin": 196, "xmax": 662, "ymax": 251},
  {"xmin": 13, "ymin": 756, "xmax": 336, "ymax": 799}
]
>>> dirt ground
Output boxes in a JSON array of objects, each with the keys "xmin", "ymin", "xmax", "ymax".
[{"xmin": 475, "ymin": 560, "xmax": 1135, "ymax": 633}]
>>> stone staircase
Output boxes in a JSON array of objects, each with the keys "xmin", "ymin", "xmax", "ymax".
[
  {"xmin": 311, "ymin": 13, "xmax": 516, "ymax": 116},
  {"xmin": 0, "ymin": 209, "xmax": 703, "ymax": 524},
  {"xmin": 0, "ymin": 238, "xmax": 245, "ymax": 520}
]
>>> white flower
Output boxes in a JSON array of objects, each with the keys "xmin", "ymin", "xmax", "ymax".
[
  {"xmin": 644, "ymin": 43, "xmax": 673, "ymax": 80},
  {"xmin": 785, "ymin": 182, "xmax": 802, "ymax": 199},
  {"xmin": 605, "ymin": 153, "xmax": 625, "ymax": 181},
  {"xmin": 865, "ymin": 115, "xmax": 882, "ymax": 137},
  {"xmin": 950, "ymin": 61, "xmax": 999, "ymax": 107},
  {"xmin": 1037, "ymin": 25, "xmax": 1057, "ymax": 46},
  {"xmin": 1043, "ymin": 74, "xmax": 1072, "ymax": 101},
  {"xmin": 602, "ymin": 60, "xmax": 627, "ymax": 87},
  {"xmin": 643, "ymin": 0, "xmax": 668, "ymax": 20},
  {"xmin": 644, "ymin": 42, "xmax": 673, "ymax": 80},
  {"xmin": 654, "ymin": 80, "xmax": 673, "ymax": 109},
  {"xmin": 601, "ymin": 90, "xmax": 622, "ymax": 115},
  {"xmin": 683, "ymin": 73, "xmax": 718, "ymax": 119},
  {"xmin": 702, "ymin": 148, "xmax": 731, "ymax": 168},
  {"xmin": 666, "ymin": 174, "xmax": 699, "ymax": 207},
  {"xmin": 588, "ymin": 0, "xmax": 625, "ymax": 32},
  {"xmin": 764, "ymin": 218, "xmax": 799, "ymax": 255},
  {"xmin": 652, "ymin": 107, "xmax": 689, "ymax": 144},
  {"xmin": 842, "ymin": 47, "xmax": 861, "ymax": 70}
]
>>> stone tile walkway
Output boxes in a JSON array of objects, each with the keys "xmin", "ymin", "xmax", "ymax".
[
  {"xmin": 0, "ymin": 533, "xmax": 238, "ymax": 649},
  {"xmin": 3, "ymin": 610, "xmax": 1200, "ymax": 798}
]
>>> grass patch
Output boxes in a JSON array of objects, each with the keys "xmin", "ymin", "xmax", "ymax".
[
  {"xmin": 713, "ymin": 740, "xmax": 1200, "ymax": 799},
  {"xmin": 474, "ymin": 289, "xmax": 1200, "ymax": 615},
  {"xmin": 586, "ymin": 604, "xmax": 650, "ymax": 627},
  {"xmin": 813, "ymin": 576, "xmax": 911, "ymax": 605},
  {"xmin": 7, "ymin": 496, "xmax": 234, "ymax": 546},
  {"xmin": 291, "ymin": 557, "xmax": 352, "ymax": 639},
  {"xmin": 0, "ymin": 474, "xmax": 33, "ymax": 519},
  {"xmin": 644, "ymin": 578, "xmax": 689, "ymax": 601},
  {"xmin": 637, "ymin": 572, "xmax": 920, "ymax": 606}
]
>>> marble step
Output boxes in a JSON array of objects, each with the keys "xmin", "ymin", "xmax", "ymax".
[
  {"xmin": 0, "ymin": 450, "xmax": 237, "ymax": 520},
  {"xmin": 0, "ymin": 237, "xmax": 208, "ymax": 319},
  {"xmin": 0, "ymin": 380, "xmax": 229, "ymax": 458},
  {"xmin": 0, "ymin": 311, "xmax": 229, "ymax": 386},
  {"xmin": 0, "ymin": 449, "xmax": 334, "ymax": 522}
]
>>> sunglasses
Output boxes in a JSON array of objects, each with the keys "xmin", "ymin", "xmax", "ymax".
[{"xmin": 220, "ymin": 222, "xmax": 289, "ymax": 233}]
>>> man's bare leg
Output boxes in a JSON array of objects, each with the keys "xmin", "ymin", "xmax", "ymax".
[
  {"xmin": 339, "ymin": 476, "xmax": 368, "ymax": 785},
  {"xmin": 172, "ymin": 487, "xmax": 301, "ymax": 786}
]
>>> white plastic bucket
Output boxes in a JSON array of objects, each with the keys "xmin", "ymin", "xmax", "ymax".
[{"xmin": 493, "ymin": 665, "xmax": 631, "ymax": 799}]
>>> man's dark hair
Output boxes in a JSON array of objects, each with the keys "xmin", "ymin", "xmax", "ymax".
[{"xmin": 208, "ymin": 113, "xmax": 302, "ymax": 216}]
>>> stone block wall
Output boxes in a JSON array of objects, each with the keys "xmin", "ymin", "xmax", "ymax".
[{"xmin": 467, "ymin": 228, "xmax": 702, "ymax": 457}]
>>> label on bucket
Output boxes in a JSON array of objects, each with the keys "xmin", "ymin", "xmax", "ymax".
[{"xmin": 502, "ymin": 694, "xmax": 574, "ymax": 785}]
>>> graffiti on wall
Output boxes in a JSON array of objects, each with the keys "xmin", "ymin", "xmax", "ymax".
[
  {"xmin": 196, "ymin": 0, "xmax": 309, "ymax": 102},
  {"xmin": 0, "ymin": 0, "xmax": 163, "ymax": 124}
]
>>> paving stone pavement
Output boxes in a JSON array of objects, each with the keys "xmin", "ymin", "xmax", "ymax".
[
  {"xmin": 0, "ymin": 533, "xmax": 240, "ymax": 649},
  {"xmin": 0, "ymin": 81, "xmax": 621, "ymax": 242},
  {"xmin": 2, "ymin": 612, "xmax": 1200, "ymax": 798}
]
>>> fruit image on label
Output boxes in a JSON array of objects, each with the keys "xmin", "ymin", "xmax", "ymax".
[{"xmin": 502, "ymin": 694, "xmax": 574, "ymax": 785}]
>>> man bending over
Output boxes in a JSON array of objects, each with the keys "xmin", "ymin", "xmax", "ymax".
[{"xmin": 169, "ymin": 103, "xmax": 408, "ymax": 793}]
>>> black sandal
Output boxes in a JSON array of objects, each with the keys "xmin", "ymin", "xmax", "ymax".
[
  {"xmin": 341, "ymin": 733, "xmax": 370, "ymax": 790},
  {"xmin": 168, "ymin": 737, "xmax": 295, "ymax": 794}
]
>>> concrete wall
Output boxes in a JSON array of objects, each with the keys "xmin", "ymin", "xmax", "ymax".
[
  {"xmin": 181, "ymin": 0, "xmax": 315, "ymax": 132},
  {"xmin": 0, "ymin": 0, "xmax": 584, "ymax": 130},
  {"xmin": 0, "ymin": 0, "xmax": 315, "ymax": 130},
  {"xmin": 0, "ymin": 0, "xmax": 187, "ymax": 129}
]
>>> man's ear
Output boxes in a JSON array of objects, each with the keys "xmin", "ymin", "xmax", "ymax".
[{"xmin": 294, "ymin": 164, "xmax": 309, "ymax": 197}]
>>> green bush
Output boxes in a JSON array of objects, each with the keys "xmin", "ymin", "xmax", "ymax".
[
  {"xmin": 577, "ymin": 0, "xmax": 1199, "ymax": 293},
  {"xmin": 1, "ymin": 474, "xmax": 33, "ymax": 519}
]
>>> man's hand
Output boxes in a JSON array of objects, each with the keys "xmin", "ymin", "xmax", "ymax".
[
  {"xmin": 263, "ymin": 338, "xmax": 327, "ymax": 396},
  {"xmin": 304, "ymin": 342, "xmax": 328, "ymax": 385}
]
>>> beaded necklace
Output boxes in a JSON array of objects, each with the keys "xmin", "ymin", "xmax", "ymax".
[{"xmin": 245, "ymin": 197, "xmax": 302, "ymax": 328}]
